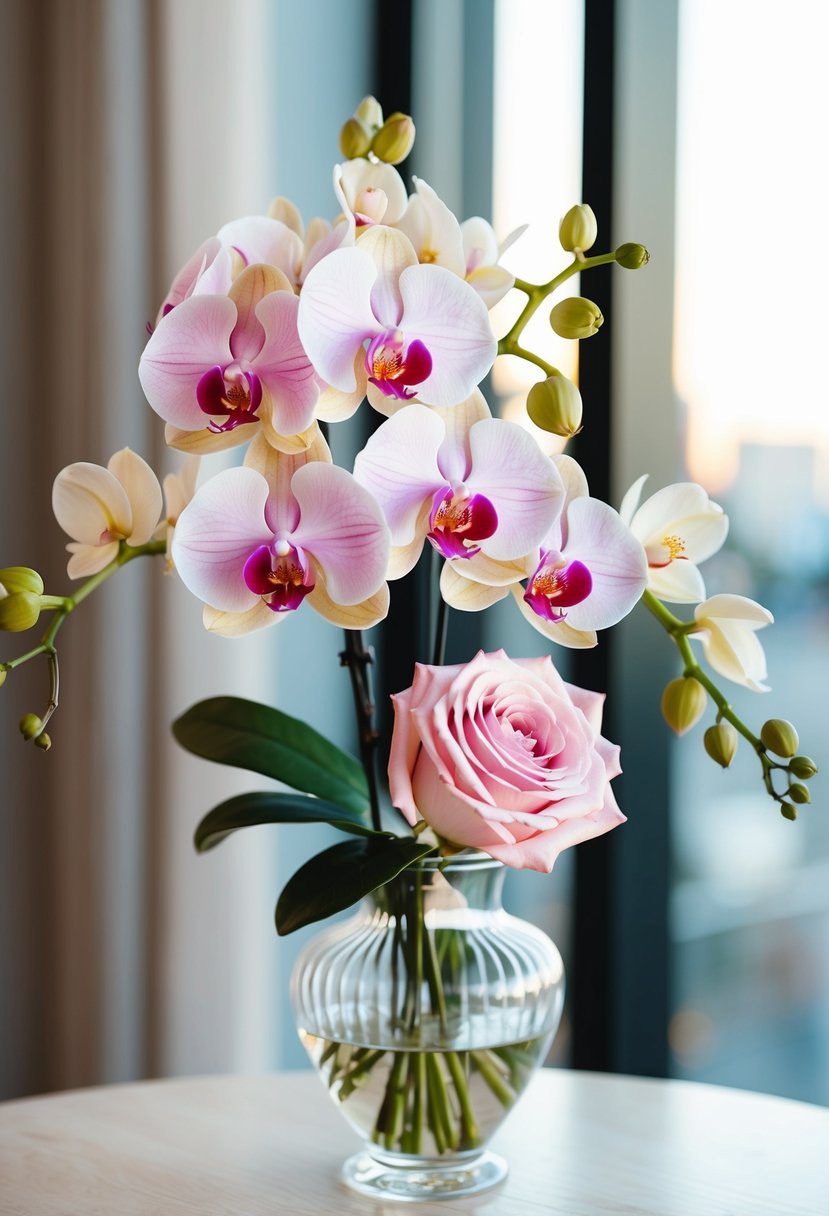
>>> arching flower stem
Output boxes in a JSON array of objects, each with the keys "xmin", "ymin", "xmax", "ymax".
[{"xmin": 340, "ymin": 628, "xmax": 384, "ymax": 833}]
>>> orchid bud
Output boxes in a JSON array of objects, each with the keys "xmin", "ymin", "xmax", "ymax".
[
  {"xmin": 549, "ymin": 296, "xmax": 604, "ymax": 340},
  {"xmin": 0, "ymin": 566, "xmax": 45, "ymax": 596},
  {"xmin": 789, "ymin": 755, "xmax": 818, "ymax": 780},
  {"xmin": 789, "ymin": 782, "xmax": 811, "ymax": 805},
  {"xmin": 355, "ymin": 95, "xmax": 383, "ymax": 131},
  {"xmin": 0, "ymin": 591, "xmax": 42, "ymax": 632},
  {"xmin": 527, "ymin": 375, "xmax": 583, "ymax": 437},
  {"xmin": 34, "ymin": 731, "xmax": 51, "ymax": 751},
  {"xmin": 19, "ymin": 712, "xmax": 43, "ymax": 740},
  {"xmin": 780, "ymin": 802, "xmax": 798, "ymax": 821},
  {"xmin": 372, "ymin": 112, "xmax": 415, "ymax": 164},
  {"xmin": 704, "ymin": 722, "xmax": 738, "ymax": 768},
  {"xmin": 339, "ymin": 117, "xmax": 372, "ymax": 161},
  {"xmin": 355, "ymin": 187, "xmax": 388, "ymax": 224},
  {"xmin": 615, "ymin": 242, "xmax": 650, "ymax": 270},
  {"xmin": 661, "ymin": 677, "xmax": 707, "ymax": 736},
  {"xmin": 760, "ymin": 718, "xmax": 799, "ymax": 758},
  {"xmin": 559, "ymin": 204, "xmax": 597, "ymax": 253}
]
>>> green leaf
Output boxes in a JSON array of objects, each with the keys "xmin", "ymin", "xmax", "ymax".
[
  {"xmin": 275, "ymin": 837, "xmax": 437, "ymax": 936},
  {"xmin": 194, "ymin": 791, "xmax": 383, "ymax": 853},
  {"xmin": 172, "ymin": 696, "xmax": 370, "ymax": 817}
]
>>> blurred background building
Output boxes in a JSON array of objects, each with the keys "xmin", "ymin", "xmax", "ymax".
[{"xmin": 0, "ymin": 0, "xmax": 826, "ymax": 1107}]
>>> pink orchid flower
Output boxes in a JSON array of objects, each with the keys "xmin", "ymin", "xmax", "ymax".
[
  {"xmin": 353, "ymin": 395, "xmax": 563, "ymax": 578},
  {"xmin": 171, "ymin": 434, "xmax": 390, "ymax": 635},
  {"xmin": 297, "ymin": 225, "xmax": 496, "ymax": 408},
  {"xmin": 441, "ymin": 456, "xmax": 648, "ymax": 647},
  {"xmin": 139, "ymin": 263, "xmax": 320, "ymax": 451}
]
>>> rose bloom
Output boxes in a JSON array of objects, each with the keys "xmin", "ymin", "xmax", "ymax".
[{"xmin": 388, "ymin": 650, "xmax": 625, "ymax": 872}]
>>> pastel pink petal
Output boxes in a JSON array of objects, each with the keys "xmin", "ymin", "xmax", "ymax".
[
  {"xmin": 160, "ymin": 237, "xmax": 222, "ymax": 314},
  {"xmin": 216, "ymin": 216, "xmax": 303, "ymax": 282},
  {"xmin": 432, "ymin": 390, "xmax": 491, "ymax": 483},
  {"xmin": 301, "ymin": 217, "xmax": 354, "ymax": 284},
  {"xmin": 411, "ymin": 755, "xmax": 518, "ymax": 850},
  {"xmin": 468, "ymin": 419, "xmax": 564, "ymax": 560},
  {"xmin": 252, "ymin": 291, "xmax": 319, "ymax": 435},
  {"xmin": 191, "ymin": 246, "xmax": 235, "ymax": 298},
  {"xmin": 398, "ymin": 265, "xmax": 497, "ymax": 406},
  {"xmin": 171, "ymin": 467, "xmax": 273, "ymax": 613},
  {"xmin": 139, "ymin": 295, "xmax": 237, "ymax": 430},
  {"xmin": 107, "ymin": 448, "xmax": 163, "ymax": 546},
  {"xmin": 297, "ymin": 247, "xmax": 380, "ymax": 391},
  {"xmin": 352, "ymin": 404, "xmax": 446, "ymax": 544},
  {"xmin": 559, "ymin": 498, "xmax": 648, "ymax": 631},
  {"xmin": 485, "ymin": 798, "xmax": 626, "ymax": 874},
  {"xmin": 289, "ymin": 463, "xmax": 390, "ymax": 605},
  {"xmin": 562, "ymin": 681, "xmax": 607, "ymax": 738},
  {"xmin": 358, "ymin": 225, "xmax": 418, "ymax": 327}
]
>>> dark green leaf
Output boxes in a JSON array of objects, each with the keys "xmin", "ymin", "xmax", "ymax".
[
  {"xmin": 194, "ymin": 791, "xmax": 383, "ymax": 852},
  {"xmin": 173, "ymin": 696, "xmax": 369, "ymax": 817},
  {"xmin": 275, "ymin": 837, "xmax": 437, "ymax": 935}
]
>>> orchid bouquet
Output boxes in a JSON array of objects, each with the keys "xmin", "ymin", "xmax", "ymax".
[{"xmin": 0, "ymin": 97, "xmax": 817, "ymax": 1170}]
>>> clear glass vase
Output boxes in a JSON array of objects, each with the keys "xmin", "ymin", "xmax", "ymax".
[{"xmin": 291, "ymin": 851, "xmax": 565, "ymax": 1201}]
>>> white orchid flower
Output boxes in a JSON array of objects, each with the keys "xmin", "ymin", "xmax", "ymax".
[
  {"xmin": 52, "ymin": 449, "xmax": 164, "ymax": 578},
  {"xmin": 336, "ymin": 158, "xmax": 408, "ymax": 229},
  {"xmin": 395, "ymin": 177, "xmax": 466, "ymax": 275},
  {"xmin": 691, "ymin": 594, "xmax": 774, "ymax": 692},
  {"xmin": 620, "ymin": 476, "xmax": 728, "ymax": 603},
  {"xmin": 461, "ymin": 216, "xmax": 526, "ymax": 309}
]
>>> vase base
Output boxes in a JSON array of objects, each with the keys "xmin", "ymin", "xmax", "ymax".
[{"xmin": 342, "ymin": 1149, "xmax": 508, "ymax": 1202}]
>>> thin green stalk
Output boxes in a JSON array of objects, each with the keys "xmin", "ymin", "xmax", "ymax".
[
  {"xmin": 498, "ymin": 249, "xmax": 619, "ymax": 360},
  {"xmin": 425, "ymin": 1051, "xmax": 457, "ymax": 1149},
  {"xmin": 444, "ymin": 1051, "xmax": 480, "ymax": 1147},
  {"xmin": 472, "ymin": 1049, "xmax": 517, "ymax": 1108}
]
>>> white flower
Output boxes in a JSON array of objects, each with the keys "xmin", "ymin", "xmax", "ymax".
[
  {"xmin": 691, "ymin": 594, "xmax": 774, "ymax": 692},
  {"xmin": 620, "ymin": 476, "xmax": 728, "ymax": 602}
]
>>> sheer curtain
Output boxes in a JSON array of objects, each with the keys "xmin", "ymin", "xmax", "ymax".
[{"xmin": 0, "ymin": 0, "xmax": 371, "ymax": 1100}]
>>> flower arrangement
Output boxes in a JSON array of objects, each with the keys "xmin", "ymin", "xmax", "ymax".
[{"xmin": 0, "ymin": 96, "xmax": 818, "ymax": 1196}]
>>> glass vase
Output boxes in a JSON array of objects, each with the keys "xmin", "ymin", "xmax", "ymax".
[{"xmin": 291, "ymin": 851, "xmax": 565, "ymax": 1201}]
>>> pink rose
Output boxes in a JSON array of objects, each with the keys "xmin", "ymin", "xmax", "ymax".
[{"xmin": 388, "ymin": 649, "xmax": 625, "ymax": 872}]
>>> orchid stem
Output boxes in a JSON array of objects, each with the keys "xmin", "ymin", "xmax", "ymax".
[{"xmin": 340, "ymin": 629, "xmax": 383, "ymax": 833}]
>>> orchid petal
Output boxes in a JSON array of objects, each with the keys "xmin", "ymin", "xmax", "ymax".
[
  {"xmin": 353, "ymin": 404, "xmax": 446, "ymax": 544},
  {"xmin": 203, "ymin": 600, "xmax": 282, "ymax": 637},
  {"xmin": 163, "ymin": 422, "xmax": 251, "ymax": 456},
  {"xmin": 556, "ymin": 497, "xmax": 648, "ymax": 630},
  {"xmin": 432, "ymin": 390, "xmax": 491, "ymax": 483},
  {"xmin": 52, "ymin": 462, "xmax": 133, "ymax": 545},
  {"xmin": 553, "ymin": 453, "xmax": 589, "ymax": 506},
  {"xmin": 468, "ymin": 419, "xmax": 564, "ymax": 560},
  {"xmin": 297, "ymin": 247, "xmax": 380, "ymax": 391},
  {"xmin": 695, "ymin": 593, "xmax": 774, "ymax": 625},
  {"xmin": 163, "ymin": 456, "xmax": 200, "ymax": 523},
  {"xmin": 160, "ymin": 237, "xmax": 223, "ymax": 316},
  {"xmin": 309, "ymin": 578, "xmax": 390, "ymax": 628},
  {"xmin": 466, "ymin": 264, "xmax": 515, "ymax": 309},
  {"xmin": 227, "ymin": 263, "xmax": 293, "ymax": 362},
  {"xmin": 648, "ymin": 559, "xmax": 707, "ymax": 603},
  {"xmin": 511, "ymin": 585, "xmax": 598, "ymax": 648},
  {"xmin": 358, "ymin": 225, "xmax": 418, "ymax": 327},
  {"xmin": 301, "ymin": 216, "xmax": 353, "ymax": 284},
  {"xmin": 290, "ymin": 462, "xmax": 390, "ymax": 604},
  {"xmin": 315, "ymin": 355, "xmax": 367, "ymax": 422},
  {"xmin": 460, "ymin": 217, "xmax": 499, "ymax": 268},
  {"xmin": 267, "ymin": 196, "xmax": 304, "ymax": 236},
  {"xmin": 252, "ymin": 290, "xmax": 319, "ymax": 436},
  {"xmin": 440, "ymin": 563, "xmax": 509, "ymax": 612},
  {"xmin": 452, "ymin": 551, "xmax": 536, "ymax": 587},
  {"xmin": 338, "ymin": 159, "xmax": 408, "ymax": 225},
  {"xmin": 171, "ymin": 467, "xmax": 273, "ymax": 613},
  {"xmin": 619, "ymin": 473, "xmax": 647, "ymax": 525},
  {"xmin": 66, "ymin": 541, "xmax": 120, "ymax": 579},
  {"xmin": 631, "ymin": 482, "xmax": 728, "ymax": 561},
  {"xmin": 216, "ymin": 216, "xmax": 303, "ymax": 282},
  {"xmin": 107, "ymin": 448, "xmax": 164, "ymax": 546},
  {"xmin": 398, "ymin": 264, "xmax": 496, "ymax": 405},
  {"xmin": 139, "ymin": 295, "xmax": 237, "ymax": 430},
  {"xmin": 397, "ymin": 178, "xmax": 466, "ymax": 276},
  {"xmin": 243, "ymin": 431, "xmax": 330, "ymax": 536}
]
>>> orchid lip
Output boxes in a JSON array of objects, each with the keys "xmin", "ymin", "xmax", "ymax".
[
  {"xmin": 427, "ymin": 486, "xmax": 498, "ymax": 560},
  {"xmin": 197, "ymin": 366, "xmax": 263, "ymax": 433},
  {"xmin": 243, "ymin": 542, "xmax": 314, "ymax": 613},
  {"xmin": 523, "ymin": 554, "xmax": 593, "ymax": 622},
  {"xmin": 365, "ymin": 330, "xmax": 433, "ymax": 401}
]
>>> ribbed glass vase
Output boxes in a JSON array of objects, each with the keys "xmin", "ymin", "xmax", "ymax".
[{"xmin": 291, "ymin": 851, "xmax": 565, "ymax": 1201}]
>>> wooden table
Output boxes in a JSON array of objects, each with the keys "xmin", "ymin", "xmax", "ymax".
[{"xmin": 1, "ymin": 1070, "xmax": 827, "ymax": 1214}]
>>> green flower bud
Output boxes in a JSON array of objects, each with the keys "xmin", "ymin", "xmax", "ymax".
[
  {"xmin": 527, "ymin": 375, "xmax": 583, "ymax": 438},
  {"xmin": 339, "ymin": 116, "xmax": 372, "ymax": 160},
  {"xmin": 789, "ymin": 782, "xmax": 811, "ymax": 805},
  {"xmin": 559, "ymin": 204, "xmax": 597, "ymax": 253},
  {"xmin": 0, "ymin": 665, "xmax": 7, "ymax": 688},
  {"xmin": 19, "ymin": 712, "xmax": 43, "ymax": 741},
  {"xmin": 0, "ymin": 566, "xmax": 45, "ymax": 596},
  {"xmin": 780, "ymin": 802, "xmax": 798, "ymax": 822},
  {"xmin": 549, "ymin": 296, "xmax": 604, "ymax": 340},
  {"xmin": 355, "ymin": 95, "xmax": 383, "ymax": 131},
  {"xmin": 760, "ymin": 718, "xmax": 799, "ymax": 758},
  {"xmin": 371, "ymin": 112, "xmax": 416, "ymax": 164},
  {"xmin": 661, "ymin": 677, "xmax": 707, "ymax": 736},
  {"xmin": 615, "ymin": 242, "xmax": 650, "ymax": 270},
  {"xmin": 789, "ymin": 755, "xmax": 818, "ymax": 780},
  {"xmin": 0, "ymin": 591, "xmax": 42, "ymax": 632},
  {"xmin": 704, "ymin": 722, "xmax": 738, "ymax": 768}
]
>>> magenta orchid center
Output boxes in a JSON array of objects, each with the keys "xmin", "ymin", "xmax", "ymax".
[
  {"xmin": 243, "ymin": 540, "xmax": 315, "ymax": 613},
  {"xmin": 365, "ymin": 329, "xmax": 433, "ymax": 401},
  {"xmin": 197, "ymin": 365, "xmax": 263, "ymax": 433},
  {"xmin": 523, "ymin": 554, "xmax": 593, "ymax": 622},
  {"xmin": 427, "ymin": 485, "xmax": 498, "ymax": 560}
]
